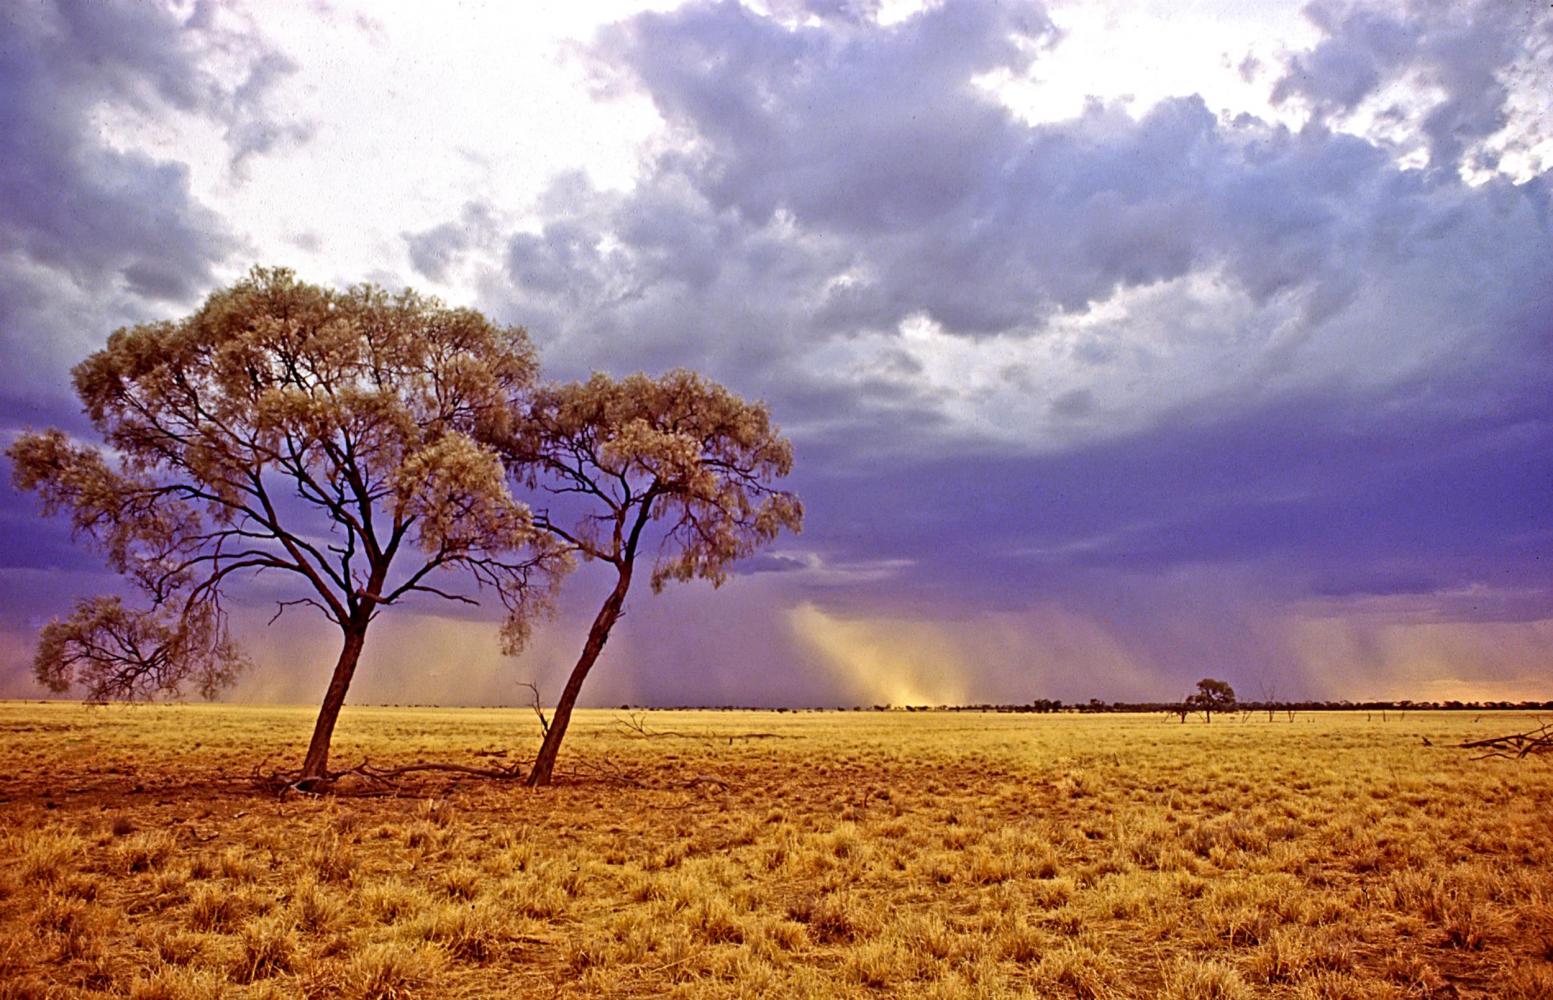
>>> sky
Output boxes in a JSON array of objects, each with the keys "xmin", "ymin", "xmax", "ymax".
[{"xmin": 1, "ymin": 0, "xmax": 1550, "ymax": 708}]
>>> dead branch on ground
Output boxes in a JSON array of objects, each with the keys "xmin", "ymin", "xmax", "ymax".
[
  {"xmin": 1458, "ymin": 721, "xmax": 1553, "ymax": 760},
  {"xmin": 613, "ymin": 711, "xmax": 791, "ymax": 745}
]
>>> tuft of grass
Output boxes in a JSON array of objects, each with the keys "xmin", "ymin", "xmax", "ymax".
[
  {"xmin": 1033, "ymin": 939, "xmax": 1121, "ymax": 999},
  {"xmin": 417, "ymin": 798, "xmax": 456, "ymax": 828},
  {"xmin": 1159, "ymin": 957, "xmax": 1255, "ymax": 1000},
  {"xmin": 115, "ymin": 829, "xmax": 178, "ymax": 875},
  {"xmin": 127, "ymin": 964, "xmax": 225, "ymax": 1000},
  {"xmin": 339, "ymin": 941, "xmax": 446, "ymax": 999},
  {"xmin": 217, "ymin": 847, "xmax": 263, "ymax": 883},
  {"xmin": 408, "ymin": 901, "xmax": 508, "ymax": 964},
  {"xmin": 845, "ymin": 938, "xmax": 921, "ymax": 988},
  {"xmin": 305, "ymin": 833, "xmax": 357, "ymax": 885},
  {"xmin": 290, "ymin": 873, "xmax": 343, "ymax": 934},
  {"xmin": 441, "ymin": 864, "xmax": 483, "ymax": 901},
  {"xmin": 187, "ymin": 884, "xmax": 247, "ymax": 932},
  {"xmin": 787, "ymin": 891, "xmax": 873, "ymax": 944},
  {"xmin": 356, "ymin": 878, "xmax": 422, "ymax": 926},
  {"xmin": 16, "ymin": 828, "xmax": 87, "ymax": 886},
  {"xmin": 233, "ymin": 915, "xmax": 298, "ymax": 983},
  {"xmin": 686, "ymin": 894, "xmax": 746, "ymax": 944}
]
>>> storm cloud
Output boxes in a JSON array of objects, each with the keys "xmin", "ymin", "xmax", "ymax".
[
  {"xmin": 2, "ymin": 0, "xmax": 1549, "ymax": 706},
  {"xmin": 424, "ymin": 0, "xmax": 1551, "ymax": 698}
]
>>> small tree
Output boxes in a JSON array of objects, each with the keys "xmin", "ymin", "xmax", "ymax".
[
  {"xmin": 1187, "ymin": 678, "xmax": 1237, "ymax": 723},
  {"xmin": 1257, "ymin": 675, "xmax": 1280, "ymax": 722},
  {"xmin": 494, "ymin": 370, "xmax": 802, "ymax": 785},
  {"xmin": 9, "ymin": 268, "xmax": 564, "ymax": 787}
]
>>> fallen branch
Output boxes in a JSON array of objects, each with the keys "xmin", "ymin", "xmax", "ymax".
[
  {"xmin": 613, "ymin": 711, "xmax": 791, "ymax": 744},
  {"xmin": 1458, "ymin": 721, "xmax": 1553, "ymax": 760}
]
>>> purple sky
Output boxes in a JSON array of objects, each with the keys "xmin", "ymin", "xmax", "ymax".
[{"xmin": 2, "ymin": 0, "xmax": 1550, "ymax": 707}]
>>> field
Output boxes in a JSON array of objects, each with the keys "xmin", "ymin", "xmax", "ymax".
[{"xmin": 1, "ymin": 703, "xmax": 1550, "ymax": 999}]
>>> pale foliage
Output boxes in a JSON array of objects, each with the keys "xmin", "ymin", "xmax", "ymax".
[
  {"xmin": 9, "ymin": 266, "xmax": 564, "ymax": 700},
  {"xmin": 33, "ymin": 596, "xmax": 247, "ymax": 702},
  {"xmin": 500, "ymin": 369, "xmax": 803, "ymax": 595}
]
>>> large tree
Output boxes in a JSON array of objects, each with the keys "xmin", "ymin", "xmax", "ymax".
[
  {"xmin": 494, "ymin": 370, "xmax": 803, "ymax": 785},
  {"xmin": 9, "ymin": 268, "xmax": 563, "ymax": 786}
]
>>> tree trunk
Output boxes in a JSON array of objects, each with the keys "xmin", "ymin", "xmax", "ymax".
[
  {"xmin": 527, "ymin": 569, "xmax": 631, "ymax": 787},
  {"xmin": 299, "ymin": 621, "xmax": 369, "ymax": 786}
]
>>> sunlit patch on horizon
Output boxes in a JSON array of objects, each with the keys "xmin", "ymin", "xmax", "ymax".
[
  {"xmin": 787, "ymin": 602, "xmax": 970, "ymax": 707},
  {"xmin": 1280, "ymin": 612, "xmax": 1553, "ymax": 704}
]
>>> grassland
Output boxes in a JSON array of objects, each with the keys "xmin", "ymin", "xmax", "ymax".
[{"xmin": 0, "ymin": 702, "xmax": 1549, "ymax": 998}]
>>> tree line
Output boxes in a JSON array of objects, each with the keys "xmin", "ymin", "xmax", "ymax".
[{"xmin": 8, "ymin": 268, "xmax": 803, "ymax": 788}]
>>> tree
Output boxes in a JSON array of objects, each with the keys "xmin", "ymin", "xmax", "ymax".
[
  {"xmin": 1256, "ymin": 674, "xmax": 1280, "ymax": 722},
  {"xmin": 9, "ymin": 267, "xmax": 563, "ymax": 787},
  {"xmin": 493, "ymin": 370, "xmax": 802, "ymax": 785},
  {"xmin": 1186, "ymin": 677, "xmax": 1237, "ymax": 723},
  {"xmin": 32, "ymin": 595, "xmax": 249, "ymax": 703}
]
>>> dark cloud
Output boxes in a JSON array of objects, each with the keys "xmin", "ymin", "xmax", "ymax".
[
  {"xmin": 0, "ymin": 2, "xmax": 308, "ymax": 423},
  {"xmin": 1272, "ymin": 0, "xmax": 1551, "ymax": 172},
  {"xmin": 0, "ymin": 1, "xmax": 313, "ymax": 691},
  {"xmin": 438, "ymin": 0, "xmax": 1553, "ymax": 702},
  {"xmin": 4, "ymin": 0, "xmax": 1549, "ymax": 704},
  {"xmin": 735, "ymin": 553, "xmax": 810, "ymax": 575},
  {"xmin": 405, "ymin": 202, "xmax": 500, "ymax": 283}
]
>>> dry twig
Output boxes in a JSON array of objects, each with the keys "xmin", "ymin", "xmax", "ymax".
[{"xmin": 1458, "ymin": 721, "xmax": 1552, "ymax": 760}]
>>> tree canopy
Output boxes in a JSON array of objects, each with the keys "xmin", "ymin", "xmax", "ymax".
[
  {"xmin": 1187, "ymin": 678, "xmax": 1237, "ymax": 722},
  {"xmin": 494, "ymin": 369, "xmax": 803, "ymax": 783},
  {"xmin": 9, "ymin": 267, "xmax": 565, "ymax": 784}
]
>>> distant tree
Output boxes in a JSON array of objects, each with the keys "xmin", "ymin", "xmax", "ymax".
[
  {"xmin": 9, "ymin": 268, "xmax": 564, "ymax": 787},
  {"xmin": 492, "ymin": 370, "xmax": 802, "ymax": 785},
  {"xmin": 1251, "ymin": 675, "xmax": 1280, "ymax": 722},
  {"xmin": 1187, "ymin": 678, "xmax": 1237, "ymax": 723}
]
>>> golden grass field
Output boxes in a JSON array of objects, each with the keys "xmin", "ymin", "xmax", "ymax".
[{"xmin": 1, "ymin": 702, "xmax": 1550, "ymax": 999}]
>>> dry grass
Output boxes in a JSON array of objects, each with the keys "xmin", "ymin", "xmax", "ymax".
[{"xmin": 0, "ymin": 702, "xmax": 1549, "ymax": 997}]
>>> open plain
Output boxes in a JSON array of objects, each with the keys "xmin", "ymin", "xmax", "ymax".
[{"xmin": 0, "ymin": 703, "xmax": 1550, "ymax": 999}]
